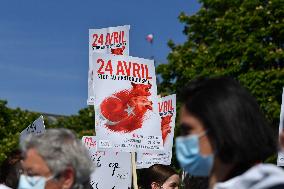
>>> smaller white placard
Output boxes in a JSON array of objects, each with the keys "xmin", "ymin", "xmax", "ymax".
[
  {"xmin": 20, "ymin": 115, "xmax": 45, "ymax": 144},
  {"xmin": 82, "ymin": 136, "xmax": 132, "ymax": 189}
]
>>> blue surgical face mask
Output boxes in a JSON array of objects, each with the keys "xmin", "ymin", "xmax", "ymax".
[
  {"xmin": 18, "ymin": 174, "xmax": 54, "ymax": 189},
  {"xmin": 175, "ymin": 132, "xmax": 213, "ymax": 177}
]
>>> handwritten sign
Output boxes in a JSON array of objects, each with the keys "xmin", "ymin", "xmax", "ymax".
[
  {"xmin": 88, "ymin": 25, "xmax": 130, "ymax": 105},
  {"xmin": 92, "ymin": 53, "xmax": 162, "ymax": 152},
  {"xmin": 20, "ymin": 115, "xmax": 45, "ymax": 144},
  {"xmin": 82, "ymin": 136, "xmax": 132, "ymax": 189},
  {"xmin": 82, "ymin": 136, "xmax": 97, "ymax": 150},
  {"xmin": 278, "ymin": 89, "xmax": 284, "ymax": 166},
  {"xmin": 137, "ymin": 94, "xmax": 176, "ymax": 168}
]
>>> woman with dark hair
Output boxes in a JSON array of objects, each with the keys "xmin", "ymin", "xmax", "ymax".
[
  {"xmin": 181, "ymin": 173, "xmax": 208, "ymax": 189},
  {"xmin": 176, "ymin": 77, "xmax": 284, "ymax": 189},
  {"xmin": 0, "ymin": 149, "xmax": 22, "ymax": 189},
  {"xmin": 139, "ymin": 164, "xmax": 180, "ymax": 189}
]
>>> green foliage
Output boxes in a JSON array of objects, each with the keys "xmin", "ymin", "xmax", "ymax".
[
  {"xmin": 0, "ymin": 100, "xmax": 95, "ymax": 164},
  {"xmin": 157, "ymin": 0, "xmax": 284, "ymax": 128},
  {"xmin": 0, "ymin": 100, "xmax": 40, "ymax": 163},
  {"xmin": 56, "ymin": 106, "xmax": 95, "ymax": 137},
  {"xmin": 157, "ymin": 0, "xmax": 284, "ymax": 169},
  {"xmin": 1, "ymin": 0, "xmax": 283, "ymax": 176}
]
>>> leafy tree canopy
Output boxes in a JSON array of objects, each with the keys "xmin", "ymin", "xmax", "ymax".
[{"xmin": 157, "ymin": 0, "xmax": 284, "ymax": 128}]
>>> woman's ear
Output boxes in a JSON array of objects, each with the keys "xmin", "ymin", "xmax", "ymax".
[
  {"xmin": 151, "ymin": 182, "xmax": 161, "ymax": 189},
  {"xmin": 60, "ymin": 167, "xmax": 75, "ymax": 189}
]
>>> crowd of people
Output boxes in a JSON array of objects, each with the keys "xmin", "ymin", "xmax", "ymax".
[{"xmin": 0, "ymin": 77, "xmax": 284, "ymax": 189}]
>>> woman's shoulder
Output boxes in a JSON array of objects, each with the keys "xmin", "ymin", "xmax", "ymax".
[
  {"xmin": 0, "ymin": 184, "xmax": 11, "ymax": 189},
  {"xmin": 214, "ymin": 164, "xmax": 284, "ymax": 189},
  {"xmin": 268, "ymin": 183, "xmax": 284, "ymax": 189}
]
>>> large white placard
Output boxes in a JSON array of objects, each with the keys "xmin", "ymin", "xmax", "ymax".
[
  {"xmin": 20, "ymin": 115, "xmax": 45, "ymax": 143},
  {"xmin": 277, "ymin": 88, "xmax": 284, "ymax": 166},
  {"xmin": 92, "ymin": 53, "xmax": 162, "ymax": 152},
  {"xmin": 137, "ymin": 94, "xmax": 176, "ymax": 168},
  {"xmin": 88, "ymin": 25, "xmax": 130, "ymax": 105},
  {"xmin": 82, "ymin": 136, "xmax": 132, "ymax": 189}
]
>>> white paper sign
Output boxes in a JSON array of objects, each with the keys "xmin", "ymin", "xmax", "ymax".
[
  {"xmin": 20, "ymin": 115, "xmax": 45, "ymax": 143},
  {"xmin": 137, "ymin": 94, "xmax": 176, "ymax": 168},
  {"xmin": 92, "ymin": 53, "xmax": 162, "ymax": 152},
  {"xmin": 88, "ymin": 25, "xmax": 130, "ymax": 105},
  {"xmin": 277, "ymin": 88, "xmax": 284, "ymax": 166},
  {"xmin": 82, "ymin": 136, "xmax": 132, "ymax": 189}
]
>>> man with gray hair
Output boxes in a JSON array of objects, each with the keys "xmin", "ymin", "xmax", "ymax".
[{"xmin": 18, "ymin": 128, "xmax": 93, "ymax": 189}]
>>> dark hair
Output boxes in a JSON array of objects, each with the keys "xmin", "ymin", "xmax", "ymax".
[
  {"xmin": 139, "ymin": 164, "xmax": 178, "ymax": 189},
  {"xmin": 180, "ymin": 77, "xmax": 276, "ymax": 175},
  {"xmin": 182, "ymin": 175, "xmax": 208, "ymax": 189},
  {"xmin": 0, "ymin": 149, "xmax": 22, "ymax": 188}
]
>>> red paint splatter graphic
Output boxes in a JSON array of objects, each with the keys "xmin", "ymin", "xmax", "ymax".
[
  {"xmin": 111, "ymin": 46, "xmax": 125, "ymax": 55},
  {"xmin": 161, "ymin": 115, "xmax": 173, "ymax": 144},
  {"xmin": 99, "ymin": 82, "xmax": 153, "ymax": 132}
]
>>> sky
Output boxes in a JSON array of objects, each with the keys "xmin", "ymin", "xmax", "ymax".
[{"xmin": 0, "ymin": 0, "xmax": 200, "ymax": 115}]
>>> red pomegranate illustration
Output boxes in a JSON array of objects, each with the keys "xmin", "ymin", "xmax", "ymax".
[
  {"xmin": 99, "ymin": 82, "xmax": 153, "ymax": 132},
  {"xmin": 111, "ymin": 46, "xmax": 125, "ymax": 55},
  {"xmin": 161, "ymin": 114, "xmax": 173, "ymax": 144}
]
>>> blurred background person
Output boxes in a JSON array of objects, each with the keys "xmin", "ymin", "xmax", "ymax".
[
  {"xmin": 181, "ymin": 173, "xmax": 208, "ymax": 189},
  {"xmin": 18, "ymin": 128, "xmax": 93, "ymax": 189},
  {"xmin": 280, "ymin": 130, "xmax": 284, "ymax": 150},
  {"xmin": 139, "ymin": 164, "xmax": 180, "ymax": 189},
  {"xmin": 0, "ymin": 149, "xmax": 22, "ymax": 189},
  {"xmin": 176, "ymin": 77, "xmax": 284, "ymax": 189}
]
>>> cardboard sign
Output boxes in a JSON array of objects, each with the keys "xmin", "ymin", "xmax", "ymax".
[
  {"xmin": 92, "ymin": 53, "xmax": 162, "ymax": 152},
  {"xmin": 82, "ymin": 136, "xmax": 132, "ymax": 189},
  {"xmin": 277, "ymin": 88, "xmax": 284, "ymax": 166},
  {"xmin": 137, "ymin": 94, "xmax": 176, "ymax": 168},
  {"xmin": 20, "ymin": 115, "xmax": 45, "ymax": 143},
  {"xmin": 88, "ymin": 25, "xmax": 130, "ymax": 105}
]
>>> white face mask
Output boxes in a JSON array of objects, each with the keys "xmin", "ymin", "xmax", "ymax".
[{"xmin": 17, "ymin": 174, "xmax": 54, "ymax": 189}]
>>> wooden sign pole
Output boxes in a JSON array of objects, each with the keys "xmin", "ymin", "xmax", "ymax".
[{"xmin": 131, "ymin": 152, "xmax": 138, "ymax": 189}]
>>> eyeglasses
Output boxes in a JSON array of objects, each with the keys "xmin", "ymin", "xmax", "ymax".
[{"xmin": 19, "ymin": 169, "xmax": 43, "ymax": 177}]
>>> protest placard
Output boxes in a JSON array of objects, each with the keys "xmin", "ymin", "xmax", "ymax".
[
  {"xmin": 88, "ymin": 25, "xmax": 130, "ymax": 105},
  {"xmin": 92, "ymin": 53, "xmax": 163, "ymax": 152},
  {"xmin": 20, "ymin": 115, "xmax": 45, "ymax": 144},
  {"xmin": 136, "ymin": 94, "xmax": 176, "ymax": 168},
  {"xmin": 82, "ymin": 136, "xmax": 132, "ymax": 189},
  {"xmin": 277, "ymin": 88, "xmax": 284, "ymax": 166}
]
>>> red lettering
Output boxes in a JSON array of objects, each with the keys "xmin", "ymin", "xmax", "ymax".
[
  {"xmin": 169, "ymin": 100, "xmax": 174, "ymax": 111},
  {"xmin": 116, "ymin": 61, "xmax": 125, "ymax": 75},
  {"xmin": 113, "ymin": 32, "xmax": 119, "ymax": 43},
  {"xmin": 98, "ymin": 34, "xmax": 104, "ymax": 46},
  {"xmin": 133, "ymin": 63, "xmax": 141, "ymax": 78},
  {"xmin": 105, "ymin": 33, "xmax": 112, "ymax": 45},
  {"xmin": 164, "ymin": 101, "xmax": 168, "ymax": 112},
  {"xmin": 97, "ymin": 59, "xmax": 104, "ymax": 74},
  {"xmin": 118, "ymin": 31, "xmax": 122, "ymax": 44},
  {"xmin": 145, "ymin": 65, "xmax": 152, "ymax": 79},
  {"xmin": 122, "ymin": 31, "xmax": 126, "ymax": 43},
  {"xmin": 84, "ymin": 137, "xmax": 96, "ymax": 147},
  {"xmin": 92, "ymin": 34, "xmax": 98, "ymax": 47},
  {"xmin": 105, "ymin": 60, "xmax": 113, "ymax": 75},
  {"xmin": 124, "ymin": 61, "xmax": 131, "ymax": 76},
  {"xmin": 158, "ymin": 102, "xmax": 163, "ymax": 113},
  {"xmin": 141, "ymin": 64, "xmax": 145, "ymax": 78}
]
